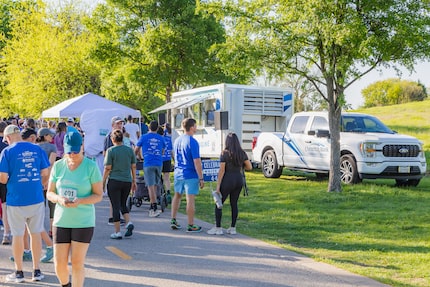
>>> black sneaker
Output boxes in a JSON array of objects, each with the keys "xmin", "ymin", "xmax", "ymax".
[
  {"xmin": 170, "ymin": 219, "xmax": 182, "ymax": 230},
  {"xmin": 186, "ymin": 224, "xmax": 202, "ymax": 233},
  {"xmin": 6, "ymin": 271, "xmax": 24, "ymax": 283},
  {"xmin": 32, "ymin": 269, "xmax": 44, "ymax": 281},
  {"xmin": 108, "ymin": 218, "xmax": 126, "ymax": 226},
  {"xmin": 125, "ymin": 223, "xmax": 134, "ymax": 237}
]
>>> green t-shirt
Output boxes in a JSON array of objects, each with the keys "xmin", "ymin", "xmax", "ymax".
[
  {"xmin": 104, "ymin": 145, "xmax": 136, "ymax": 182},
  {"xmin": 50, "ymin": 157, "xmax": 102, "ymax": 228}
]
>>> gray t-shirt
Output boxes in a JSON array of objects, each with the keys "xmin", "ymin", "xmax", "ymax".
[{"xmin": 38, "ymin": 142, "xmax": 57, "ymax": 159}]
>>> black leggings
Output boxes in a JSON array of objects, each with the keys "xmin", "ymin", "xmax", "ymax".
[
  {"xmin": 215, "ymin": 172, "xmax": 243, "ymax": 228},
  {"xmin": 107, "ymin": 179, "xmax": 131, "ymax": 222}
]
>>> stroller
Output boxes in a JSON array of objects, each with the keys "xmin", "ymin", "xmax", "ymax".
[{"xmin": 127, "ymin": 174, "xmax": 168, "ymax": 212}]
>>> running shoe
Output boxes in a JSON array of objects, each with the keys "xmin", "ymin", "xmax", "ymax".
[
  {"xmin": 32, "ymin": 269, "xmax": 44, "ymax": 281},
  {"xmin": 6, "ymin": 271, "xmax": 24, "ymax": 283},
  {"xmin": 207, "ymin": 227, "xmax": 223, "ymax": 235},
  {"xmin": 170, "ymin": 219, "xmax": 182, "ymax": 230},
  {"xmin": 149, "ymin": 209, "xmax": 161, "ymax": 218},
  {"xmin": 108, "ymin": 218, "xmax": 126, "ymax": 226},
  {"xmin": 227, "ymin": 227, "xmax": 237, "ymax": 235},
  {"xmin": 2, "ymin": 233, "xmax": 11, "ymax": 245},
  {"xmin": 110, "ymin": 232, "xmax": 122, "ymax": 239},
  {"xmin": 125, "ymin": 223, "xmax": 134, "ymax": 237},
  {"xmin": 40, "ymin": 246, "xmax": 53, "ymax": 263},
  {"xmin": 187, "ymin": 224, "xmax": 202, "ymax": 233}
]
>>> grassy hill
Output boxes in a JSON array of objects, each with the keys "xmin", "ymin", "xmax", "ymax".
[{"xmin": 353, "ymin": 99, "xmax": 430, "ymax": 150}]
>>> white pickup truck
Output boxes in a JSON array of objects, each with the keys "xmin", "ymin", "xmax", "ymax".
[{"xmin": 252, "ymin": 111, "xmax": 427, "ymax": 186}]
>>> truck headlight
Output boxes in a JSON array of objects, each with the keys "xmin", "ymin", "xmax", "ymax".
[{"xmin": 361, "ymin": 142, "xmax": 377, "ymax": 158}]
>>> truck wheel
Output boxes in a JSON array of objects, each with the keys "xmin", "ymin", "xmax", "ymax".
[
  {"xmin": 340, "ymin": 154, "xmax": 360, "ymax": 184},
  {"xmin": 262, "ymin": 150, "xmax": 283, "ymax": 178}
]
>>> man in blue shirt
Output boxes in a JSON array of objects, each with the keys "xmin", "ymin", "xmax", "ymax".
[
  {"xmin": 135, "ymin": 121, "xmax": 165, "ymax": 217},
  {"xmin": 0, "ymin": 125, "xmax": 50, "ymax": 283},
  {"xmin": 170, "ymin": 118, "xmax": 204, "ymax": 233}
]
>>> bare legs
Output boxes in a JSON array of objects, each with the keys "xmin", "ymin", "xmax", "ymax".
[{"xmin": 54, "ymin": 241, "xmax": 90, "ymax": 287}]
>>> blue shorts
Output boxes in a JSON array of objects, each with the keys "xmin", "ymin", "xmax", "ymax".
[
  {"xmin": 144, "ymin": 166, "xmax": 162, "ymax": 186},
  {"xmin": 174, "ymin": 178, "xmax": 200, "ymax": 195}
]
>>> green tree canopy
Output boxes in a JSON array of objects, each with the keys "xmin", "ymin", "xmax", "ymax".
[
  {"xmin": 0, "ymin": 1, "xmax": 100, "ymax": 117},
  {"xmin": 200, "ymin": 0, "xmax": 430, "ymax": 191},
  {"xmin": 86, "ymin": 0, "xmax": 238, "ymax": 115},
  {"xmin": 363, "ymin": 78, "xmax": 428, "ymax": 107}
]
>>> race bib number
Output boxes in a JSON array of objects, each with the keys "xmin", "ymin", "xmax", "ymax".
[{"xmin": 60, "ymin": 188, "xmax": 78, "ymax": 201}]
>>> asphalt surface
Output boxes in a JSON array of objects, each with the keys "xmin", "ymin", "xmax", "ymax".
[{"xmin": 0, "ymin": 197, "xmax": 390, "ymax": 287}]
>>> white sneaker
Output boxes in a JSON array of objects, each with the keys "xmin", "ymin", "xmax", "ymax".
[
  {"xmin": 226, "ymin": 227, "xmax": 236, "ymax": 235},
  {"xmin": 149, "ymin": 209, "xmax": 161, "ymax": 218},
  {"xmin": 207, "ymin": 227, "xmax": 223, "ymax": 235},
  {"xmin": 110, "ymin": 232, "xmax": 122, "ymax": 239}
]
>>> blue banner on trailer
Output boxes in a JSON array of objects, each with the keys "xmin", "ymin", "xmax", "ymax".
[{"xmin": 202, "ymin": 159, "xmax": 220, "ymax": 182}]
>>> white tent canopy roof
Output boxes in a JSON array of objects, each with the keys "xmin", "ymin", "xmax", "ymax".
[{"xmin": 41, "ymin": 92, "xmax": 141, "ymax": 119}]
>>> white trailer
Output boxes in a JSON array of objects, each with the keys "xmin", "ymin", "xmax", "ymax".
[{"xmin": 150, "ymin": 83, "xmax": 294, "ymax": 159}]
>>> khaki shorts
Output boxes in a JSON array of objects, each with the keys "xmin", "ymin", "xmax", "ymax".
[{"xmin": 7, "ymin": 202, "xmax": 45, "ymax": 236}]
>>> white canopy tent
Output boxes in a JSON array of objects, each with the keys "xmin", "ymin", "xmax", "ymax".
[{"xmin": 41, "ymin": 92, "xmax": 141, "ymax": 119}]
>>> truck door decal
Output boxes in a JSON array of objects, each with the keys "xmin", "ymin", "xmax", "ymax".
[{"xmin": 282, "ymin": 137, "xmax": 307, "ymax": 165}]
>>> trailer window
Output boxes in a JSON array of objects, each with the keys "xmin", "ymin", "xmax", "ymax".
[
  {"xmin": 207, "ymin": 110, "xmax": 215, "ymax": 126},
  {"xmin": 174, "ymin": 113, "xmax": 184, "ymax": 128}
]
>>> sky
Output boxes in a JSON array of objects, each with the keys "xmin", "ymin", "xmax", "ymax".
[{"xmin": 345, "ymin": 61, "xmax": 430, "ymax": 108}]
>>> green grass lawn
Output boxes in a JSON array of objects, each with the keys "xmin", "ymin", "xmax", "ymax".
[{"xmin": 191, "ymin": 171, "xmax": 430, "ymax": 287}]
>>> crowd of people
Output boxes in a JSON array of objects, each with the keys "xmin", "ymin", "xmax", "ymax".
[{"xmin": 0, "ymin": 113, "xmax": 252, "ymax": 286}]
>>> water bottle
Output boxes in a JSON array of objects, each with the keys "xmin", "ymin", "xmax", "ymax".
[{"xmin": 212, "ymin": 191, "xmax": 223, "ymax": 209}]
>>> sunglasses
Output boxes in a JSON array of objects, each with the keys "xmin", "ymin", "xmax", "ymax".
[{"xmin": 67, "ymin": 151, "xmax": 80, "ymax": 155}]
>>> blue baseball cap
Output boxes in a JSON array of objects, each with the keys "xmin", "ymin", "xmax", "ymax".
[{"xmin": 63, "ymin": 131, "xmax": 82, "ymax": 154}]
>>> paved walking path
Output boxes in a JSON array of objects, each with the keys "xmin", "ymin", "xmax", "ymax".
[{"xmin": 0, "ymin": 197, "xmax": 390, "ymax": 286}]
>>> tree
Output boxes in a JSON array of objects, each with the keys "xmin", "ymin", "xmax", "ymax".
[
  {"xmin": 86, "ymin": 0, "xmax": 239, "ymax": 116},
  {"xmin": 199, "ymin": 0, "xmax": 430, "ymax": 192},
  {"xmin": 363, "ymin": 78, "xmax": 428, "ymax": 107},
  {"xmin": 0, "ymin": 1, "xmax": 100, "ymax": 117}
]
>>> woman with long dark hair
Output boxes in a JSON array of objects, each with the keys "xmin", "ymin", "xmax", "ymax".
[
  {"xmin": 207, "ymin": 133, "xmax": 252, "ymax": 235},
  {"xmin": 54, "ymin": 122, "xmax": 67, "ymax": 160}
]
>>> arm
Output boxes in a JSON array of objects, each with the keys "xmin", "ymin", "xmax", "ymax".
[
  {"xmin": 41, "ymin": 167, "xmax": 49, "ymax": 189},
  {"xmin": 244, "ymin": 159, "xmax": 252, "ymax": 171},
  {"xmin": 131, "ymin": 163, "xmax": 137, "ymax": 192},
  {"xmin": 48, "ymin": 152, "xmax": 56, "ymax": 167},
  {"xmin": 0, "ymin": 172, "xmax": 7, "ymax": 184},
  {"xmin": 193, "ymin": 158, "xmax": 204, "ymax": 189},
  {"xmin": 134, "ymin": 146, "xmax": 142, "ymax": 160},
  {"xmin": 102, "ymin": 165, "xmax": 112, "ymax": 189}
]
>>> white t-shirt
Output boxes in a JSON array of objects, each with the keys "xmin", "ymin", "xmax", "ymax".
[{"xmin": 124, "ymin": 122, "xmax": 140, "ymax": 144}]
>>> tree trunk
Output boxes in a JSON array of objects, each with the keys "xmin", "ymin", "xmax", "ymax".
[{"xmin": 327, "ymin": 80, "xmax": 342, "ymax": 192}]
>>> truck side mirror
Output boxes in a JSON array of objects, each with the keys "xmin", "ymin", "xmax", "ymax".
[{"xmin": 316, "ymin": 129, "xmax": 330, "ymax": 138}]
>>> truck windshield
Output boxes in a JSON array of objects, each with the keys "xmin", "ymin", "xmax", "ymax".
[{"xmin": 341, "ymin": 115, "xmax": 394, "ymax": 134}]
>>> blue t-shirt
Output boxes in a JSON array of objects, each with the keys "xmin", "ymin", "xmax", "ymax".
[
  {"xmin": 162, "ymin": 131, "xmax": 173, "ymax": 162},
  {"xmin": 0, "ymin": 142, "xmax": 50, "ymax": 206},
  {"xmin": 173, "ymin": 134, "xmax": 200, "ymax": 180},
  {"xmin": 136, "ymin": 132, "xmax": 165, "ymax": 167}
]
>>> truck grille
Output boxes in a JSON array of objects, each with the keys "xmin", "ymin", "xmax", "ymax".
[{"xmin": 382, "ymin": 145, "xmax": 420, "ymax": 157}]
